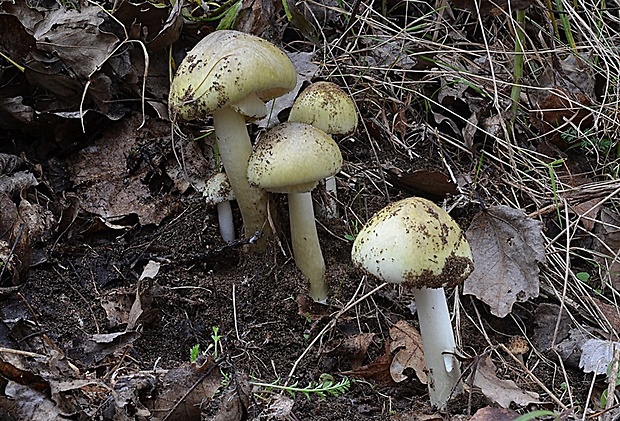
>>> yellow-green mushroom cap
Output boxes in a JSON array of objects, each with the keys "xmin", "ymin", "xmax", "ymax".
[
  {"xmin": 288, "ymin": 82, "xmax": 358, "ymax": 135},
  {"xmin": 247, "ymin": 122, "xmax": 343, "ymax": 194},
  {"xmin": 169, "ymin": 30, "xmax": 297, "ymax": 121},
  {"xmin": 351, "ymin": 197, "xmax": 473, "ymax": 289}
]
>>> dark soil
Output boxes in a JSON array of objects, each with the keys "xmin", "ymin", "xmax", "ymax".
[{"xmin": 0, "ymin": 124, "xmax": 593, "ymax": 419}]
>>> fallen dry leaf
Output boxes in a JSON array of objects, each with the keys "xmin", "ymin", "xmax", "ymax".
[
  {"xmin": 150, "ymin": 359, "xmax": 221, "ymax": 420},
  {"xmin": 70, "ymin": 114, "xmax": 180, "ymax": 226},
  {"xmin": 296, "ymin": 294, "xmax": 331, "ymax": 321},
  {"xmin": 473, "ymin": 355, "xmax": 540, "ymax": 408},
  {"xmin": 469, "ymin": 406, "xmax": 519, "ymax": 420},
  {"xmin": 580, "ymin": 339, "xmax": 620, "ymax": 375},
  {"xmin": 529, "ymin": 55, "xmax": 595, "ymax": 147},
  {"xmin": 324, "ymin": 333, "xmax": 375, "ymax": 369},
  {"xmin": 389, "ymin": 320, "xmax": 427, "ymax": 384},
  {"xmin": 464, "ymin": 205, "xmax": 545, "ymax": 317},
  {"xmin": 75, "ymin": 331, "xmax": 141, "ymax": 366},
  {"xmin": 590, "ymin": 297, "xmax": 620, "ymax": 333},
  {"xmin": 265, "ymin": 394, "xmax": 295, "ymax": 419},
  {"xmin": 345, "ymin": 341, "xmax": 396, "ymax": 385},
  {"xmin": 213, "ymin": 373, "xmax": 251, "ymax": 421},
  {"xmin": 382, "ymin": 166, "xmax": 458, "ymax": 199}
]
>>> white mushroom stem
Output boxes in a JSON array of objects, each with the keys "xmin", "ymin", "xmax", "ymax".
[
  {"xmin": 411, "ymin": 287, "xmax": 462, "ymax": 409},
  {"xmin": 288, "ymin": 191, "xmax": 327, "ymax": 303},
  {"xmin": 216, "ymin": 201, "xmax": 236, "ymax": 243},
  {"xmin": 212, "ymin": 106, "xmax": 269, "ymax": 248}
]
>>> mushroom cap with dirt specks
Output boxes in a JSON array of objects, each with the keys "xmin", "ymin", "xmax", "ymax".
[
  {"xmin": 288, "ymin": 82, "xmax": 358, "ymax": 135},
  {"xmin": 247, "ymin": 122, "xmax": 343, "ymax": 194},
  {"xmin": 168, "ymin": 30, "xmax": 297, "ymax": 121},
  {"xmin": 203, "ymin": 172, "xmax": 235, "ymax": 205},
  {"xmin": 351, "ymin": 197, "xmax": 474, "ymax": 289}
]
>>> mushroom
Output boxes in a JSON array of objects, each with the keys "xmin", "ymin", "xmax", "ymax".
[
  {"xmin": 247, "ymin": 122, "xmax": 342, "ymax": 302},
  {"xmin": 351, "ymin": 197, "xmax": 474, "ymax": 409},
  {"xmin": 287, "ymin": 82, "xmax": 358, "ymax": 218},
  {"xmin": 204, "ymin": 172, "xmax": 236, "ymax": 243},
  {"xmin": 169, "ymin": 30, "xmax": 297, "ymax": 249}
]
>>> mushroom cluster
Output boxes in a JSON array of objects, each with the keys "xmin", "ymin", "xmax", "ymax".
[
  {"xmin": 169, "ymin": 29, "xmax": 474, "ymax": 411},
  {"xmin": 169, "ymin": 30, "xmax": 297, "ymax": 248},
  {"xmin": 351, "ymin": 197, "xmax": 474, "ymax": 409}
]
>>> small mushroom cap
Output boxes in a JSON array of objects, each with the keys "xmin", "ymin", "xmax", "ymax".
[
  {"xmin": 288, "ymin": 82, "xmax": 358, "ymax": 135},
  {"xmin": 247, "ymin": 122, "xmax": 343, "ymax": 194},
  {"xmin": 351, "ymin": 197, "xmax": 473, "ymax": 289},
  {"xmin": 204, "ymin": 172, "xmax": 235, "ymax": 205},
  {"xmin": 169, "ymin": 30, "xmax": 297, "ymax": 121}
]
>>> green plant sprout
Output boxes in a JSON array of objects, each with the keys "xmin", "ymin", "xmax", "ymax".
[
  {"xmin": 189, "ymin": 343, "xmax": 201, "ymax": 363},
  {"xmin": 188, "ymin": 326, "xmax": 222, "ymax": 362},
  {"xmin": 344, "ymin": 219, "xmax": 360, "ymax": 242},
  {"xmin": 510, "ymin": 8, "xmax": 527, "ymax": 125},
  {"xmin": 513, "ymin": 409, "xmax": 560, "ymax": 421},
  {"xmin": 211, "ymin": 326, "xmax": 221, "ymax": 357},
  {"xmin": 576, "ymin": 272, "xmax": 590, "ymax": 283},
  {"xmin": 250, "ymin": 374, "xmax": 350, "ymax": 399},
  {"xmin": 563, "ymin": 127, "xmax": 615, "ymax": 154}
]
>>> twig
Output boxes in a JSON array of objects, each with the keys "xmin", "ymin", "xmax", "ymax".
[
  {"xmin": 0, "ymin": 347, "xmax": 48, "ymax": 359},
  {"xmin": 603, "ymin": 345, "xmax": 620, "ymax": 421},
  {"xmin": 499, "ymin": 343, "xmax": 567, "ymax": 410},
  {"xmin": 232, "ymin": 283, "xmax": 241, "ymax": 342}
]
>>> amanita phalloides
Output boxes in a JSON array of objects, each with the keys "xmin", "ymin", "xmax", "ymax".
[
  {"xmin": 247, "ymin": 122, "xmax": 342, "ymax": 302},
  {"xmin": 288, "ymin": 82, "xmax": 357, "ymax": 218},
  {"xmin": 168, "ymin": 30, "xmax": 297, "ymax": 249},
  {"xmin": 351, "ymin": 197, "xmax": 474, "ymax": 409}
]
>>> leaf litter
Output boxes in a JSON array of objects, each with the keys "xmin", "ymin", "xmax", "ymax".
[
  {"xmin": 2, "ymin": 0, "xmax": 620, "ymax": 417},
  {"xmin": 464, "ymin": 205, "xmax": 546, "ymax": 317}
]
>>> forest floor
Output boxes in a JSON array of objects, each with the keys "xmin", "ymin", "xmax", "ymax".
[{"xmin": 1, "ymin": 0, "xmax": 620, "ymax": 419}]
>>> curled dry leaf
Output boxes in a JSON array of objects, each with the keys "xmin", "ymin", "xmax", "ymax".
[
  {"xmin": 473, "ymin": 355, "xmax": 540, "ymax": 408},
  {"xmin": 213, "ymin": 373, "xmax": 251, "ymax": 421},
  {"xmin": 529, "ymin": 55, "xmax": 595, "ymax": 148},
  {"xmin": 382, "ymin": 166, "xmax": 458, "ymax": 199},
  {"xmin": 114, "ymin": 0, "xmax": 182, "ymax": 51},
  {"xmin": 463, "ymin": 205, "xmax": 545, "ymax": 317},
  {"xmin": 580, "ymin": 339, "xmax": 620, "ymax": 375},
  {"xmin": 389, "ymin": 320, "xmax": 427, "ymax": 384},
  {"xmin": 344, "ymin": 340, "xmax": 396, "ymax": 385}
]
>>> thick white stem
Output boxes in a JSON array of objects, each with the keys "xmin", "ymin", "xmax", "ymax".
[
  {"xmin": 212, "ymin": 107, "xmax": 269, "ymax": 249},
  {"xmin": 216, "ymin": 201, "xmax": 236, "ymax": 243},
  {"xmin": 288, "ymin": 191, "xmax": 327, "ymax": 302},
  {"xmin": 411, "ymin": 287, "xmax": 462, "ymax": 409}
]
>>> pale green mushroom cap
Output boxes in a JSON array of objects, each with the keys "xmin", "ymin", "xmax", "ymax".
[
  {"xmin": 169, "ymin": 30, "xmax": 297, "ymax": 121},
  {"xmin": 288, "ymin": 82, "xmax": 358, "ymax": 135},
  {"xmin": 247, "ymin": 122, "xmax": 343, "ymax": 194},
  {"xmin": 351, "ymin": 197, "xmax": 473, "ymax": 289}
]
